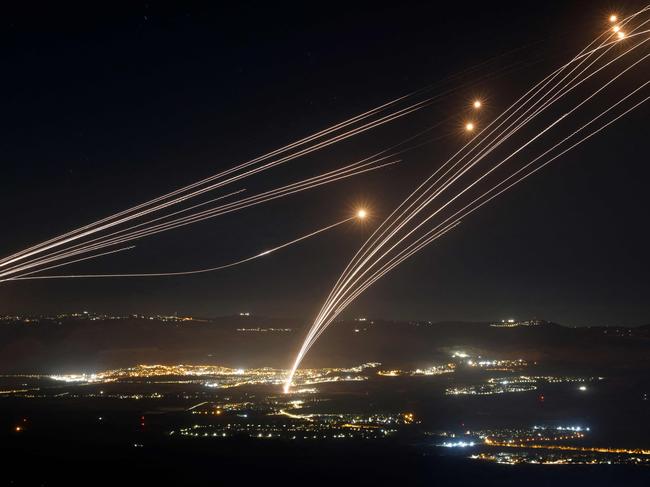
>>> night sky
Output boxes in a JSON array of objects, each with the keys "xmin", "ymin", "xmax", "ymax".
[{"xmin": 2, "ymin": 1, "xmax": 649, "ymax": 326}]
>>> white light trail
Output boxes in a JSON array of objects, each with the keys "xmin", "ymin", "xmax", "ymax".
[
  {"xmin": 9, "ymin": 214, "xmax": 364, "ymax": 280},
  {"xmin": 0, "ymin": 56, "xmax": 521, "ymax": 273},
  {"xmin": 0, "ymin": 158, "xmax": 397, "ymax": 280},
  {"xmin": 284, "ymin": 6, "xmax": 650, "ymax": 391}
]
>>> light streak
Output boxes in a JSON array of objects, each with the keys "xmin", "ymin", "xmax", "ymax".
[
  {"xmin": 0, "ymin": 53, "xmax": 526, "ymax": 273},
  {"xmin": 0, "ymin": 107, "xmax": 412, "ymax": 270},
  {"xmin": 284, "ymin": 6, "xmax": 650, "ymax": 391},
  {"xmin": 1, "ymin": 158, "xmax": 396, "ymax": 280},
  {"xmin": 2, "ymin": 104, "xmax": 468, "ymax": 281},
  {"xmin": 0, "ymin": 246, "xmax": 137, "ymax": 283},
  {"xmin": 9, "ymin": 213, "xmax": 364, "ymax": 280},
  {"xmin": 187, "ymin": 401, "xmax": 209, "ymax": 411},
  {"xmin": 324, "ymin": 11, "xmax": 639, "ymax": 308},
  {"xmin": 278, "ymin": 410, "xmax": 314, "ymax": 421}
]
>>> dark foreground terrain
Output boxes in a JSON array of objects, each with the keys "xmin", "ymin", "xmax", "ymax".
[{"xmin": 2, "ymin": 419, "xmax": 649, "ymax": 487}]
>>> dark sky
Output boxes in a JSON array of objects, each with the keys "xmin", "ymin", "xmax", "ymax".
[{"xmin": 2, "ymin": 1, "xmax": 649, "ymax": 326}]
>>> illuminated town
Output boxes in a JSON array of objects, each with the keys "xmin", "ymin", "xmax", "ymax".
[
  {"xmin": 2, "ymin": 312, "xmax": 649, "ymax": 484},
  {"xmin": 47, "ymin": 362, "xmax": 381, "ymax": 389},
  {"xmin": 2, "ymin": 354, "xmax": 647, "ymax": 469}
]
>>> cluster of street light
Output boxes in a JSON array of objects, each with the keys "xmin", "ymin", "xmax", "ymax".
[{"xmin": 284, "ymin": 7, "xmax": 650, "ymax": 391}]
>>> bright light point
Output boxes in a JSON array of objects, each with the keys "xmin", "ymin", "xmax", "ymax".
[
  {"xmin": 357, "ymin": 209, "xmax": 367, "ymax": 219},
  {"xmin": 579, "ymin": 385, "xmax": 587, "ymax": 391},
  {"xmin": 613, "ymin": 25, "xmax": 620, "ymax": 32},
  {"xmin": 617, "ymin": 31, "xmax": 625, "ymax": 39},
  {"xmin": 465, "ymin": 122, "xmax": 475, "ymax": 132},
  {"xmin": 609, "ymin": 14, "xmax": 617, "ymax": 22},
  {"xmin": 473, "ymin": 100, "xmax": 481, "ymax": 109}
]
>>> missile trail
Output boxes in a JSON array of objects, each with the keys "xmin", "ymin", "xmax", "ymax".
[
  {"xmin": 1, "ymin": 3, "xmax": 647, "ymax": 398},
  {"xmin": 0, "ymin": 158, "xmax": 397, "ymax": 280},
  {"xmin": 0, "ymin": 246, "xmax": 138, "ymax": 284},
  {"xmin": 0, "ymin": 33, "xmax": 617, "ymax": 279},
  {"xmin": 0, "ymin": 56, "xmax": 528, "ymax": 272},
  {"xmin": 288, "ymin": 87, "xmax": 650, "ymax": 391},
  {"xmin": 328, "ymin": 83, "xmax": 650, "ymax": 342},
  {"xmin": 284, "ymin": 6, "xmax": 650, "ymax": 391},
  {"xmin": 8, "ymin": 215, "xmax": 362, "ymax": 281}
]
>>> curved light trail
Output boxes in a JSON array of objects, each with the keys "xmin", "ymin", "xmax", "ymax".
[
  {"xmin": 0, "ymin": 157, "xmax": 396, "ymax": 281},
  {"xmin": 8, "ymin": 212, "xmax": 367, "ymax": 281},
  {"xmin": 0, "ymin": 54, "xmax": 528, "ymax": 274},
  {"xmin": 284, "ymin": 6, "xmax": 650, "ymax": 392}
]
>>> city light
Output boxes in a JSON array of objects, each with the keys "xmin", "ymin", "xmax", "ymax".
[
  {"xmin": 440, "ymin": 441, "xmax": 476, "ymax": 448},
  {"xmin": 465, "ymin": 122, "xmax": 475, "ymax": 132},
  {"xmin": 484, "ymin": 437, "xmax": 650, "ymax": 456},
  {"xmin": 48, "ymin": 362, "xmax": 381, "ymax": 392},
  {"xmin": 357, "ymin": 209, "xmax": 368, "ymax": 219},
  {"xmin": 473, "ymin": 100, "xmax": 482, "ymax": 109},
  {"xmin": 609, "ymin": 14, "xmax": 617, "ymax": 22}
]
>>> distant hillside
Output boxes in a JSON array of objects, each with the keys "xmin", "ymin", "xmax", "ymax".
[{"xmin": 0, "ymin": 315, "xmax": 648, "ymax": 373}]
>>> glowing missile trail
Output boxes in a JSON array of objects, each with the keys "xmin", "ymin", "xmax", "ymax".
[
  {"xmin": 0, "ymin": 159, "xmax": 394, "ymax": 280},
  {"xmin": 306, "ymin": 53, "xmax": 644, "ymax": 364},
  {"xmin": 289, "ymin": 220, "xmax": 464, "ymax": 367},
  {"xmin": 284, "ymin": 6, "xmax": 650, "ymax": 391},
  {"xmin": 287, "ymin": 85, "xmax": 650, "ymax": 391},
  {"xmin": 0, "ymin": 35, "xmax": 618, "ymax": 278},
  {"xmin": 1, "ymin": 108, "xmax": 464, "ymax": 282},
  {"xmin": 4, "ymin": 114, "xmax": 464, "ymax": 281},
  {"xmin": 1, "ymin": 6, "xmax": 647, "ymax": 397},
  {"xmin": 8, "ymin": 211, "xmax": 368, "ymax": 281},
  {"xmin": 0, "ymin": 245, "xmax": 138, "ymax": 283},
  {"xmin": 0, "ymin": 56, "xmax": 526, "ymax": 272},
  {"xmin": 0, "ymin": 111, "xmax": 457, "ymax": 282},
  {"xmin": 1, "ymin": 106, "xmax": 463, "ymax": 281},
  {"xmin": 308, "ymin": 31, "xmax": 625, "ymax": 333},
  {"xmin": 322, "ymin": 11, "xmax": 650, "ymax": 299},
  {"xmin": 368, "ymin": 84, "xmax": 650, "ymax": 312},
  {"xmin": 294, "ymin": 83, "xmax": 649, "ymax": 362},
  {"xmin": 283, "ymin": 219, "xmax": 462, "ymax": 393}
]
